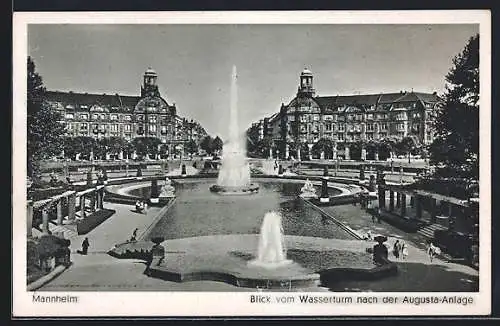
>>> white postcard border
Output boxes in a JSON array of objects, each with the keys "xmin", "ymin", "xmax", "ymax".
[{"xmin": 12, "ymin": 10, "xmax": 492, "ymax": 317}]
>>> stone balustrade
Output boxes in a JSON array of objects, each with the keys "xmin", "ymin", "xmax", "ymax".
[{"xmin": 27, "ymin": 185, "xmax": 106, "ymax": 237}]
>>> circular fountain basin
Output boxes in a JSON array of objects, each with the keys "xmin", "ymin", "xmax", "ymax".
[
  {"xmin": 209, "ymin": 183, "xmax": 260, "ymax": 195},
  {"xmin": 146, "ymin": 234, "xmax": 375, "ymax": 289}
]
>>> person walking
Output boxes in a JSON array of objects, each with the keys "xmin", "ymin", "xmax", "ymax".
[
  {"xmin": 401, "ymin": 240, "xmax": 408, "ymax": 260},
  {"xmin": 427, "ymin": 241, "xmax": 439, "ymax": 263},
  {"xmin": 81, "ymin": 237, "xmax": 90, "ymax": 255},
  {"xmin": 393, "ymin": 240, "xmax": 401, "ymax": 259}
]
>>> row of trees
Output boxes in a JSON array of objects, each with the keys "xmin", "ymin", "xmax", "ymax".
[
  {"xmin": 62, "ymin": 136, "xmax": 200, "ymax": 160},
  {"xmin": 247, "ymin": 135, "xmax": 422, "ymax": 161}
]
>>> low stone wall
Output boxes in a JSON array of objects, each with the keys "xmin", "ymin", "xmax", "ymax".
[{"xmin": 320, "ymin": 260, "xmax": 398, "ymax": 285}]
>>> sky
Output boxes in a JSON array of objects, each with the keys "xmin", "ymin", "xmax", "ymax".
[{"xmin": 28, "ymin": 24, "xmax": 478, "ymax": 138}]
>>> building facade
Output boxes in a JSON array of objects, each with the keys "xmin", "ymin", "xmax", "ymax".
[
  {"xmin": 249, "ymin": 68, "xmax": 443, "ymax": 160},
  {"xmin": 47, "ymin": 68, "xmax": 207, "ymax": 158}
]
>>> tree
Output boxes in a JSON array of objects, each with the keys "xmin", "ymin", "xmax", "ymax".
[
  {"xmin": 311, "ymin": 138, "xmax": 335, "ymax": 159},
  {"xmin": 212, "ymin": 136, "xmax": 224, "ymax": 154},
  {"xmin": 27, "ymin": 57, "xmax": 66, "ymax": 178},
  {"xmin": 429, "ymin": 34, "xmax": 479, "ymax": 180},
  {"xmin": 254, "ymin": 135, "xmax": 274, "ymax": 158},
  {"xmin": 200, "ymin": 135, "xmax": 213, "ymax": 155},
  {"xmin": 398, "ymin": 135, "xmax": 420, "ymax": 163},
  {"xmin": 185, "ymin": 139, "xmax": 198, "ymax": 156}
]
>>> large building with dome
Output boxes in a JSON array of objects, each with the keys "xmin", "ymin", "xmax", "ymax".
[
  {"xmin": 46, "ymin": 68, "xmax": 207, "ymax": 157},
  {"xmin": 249, "ymin": 68, "xmax": 444, "ymax": 160}
]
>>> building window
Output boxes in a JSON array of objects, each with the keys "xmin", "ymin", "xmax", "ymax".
[
  {"xmin": 91, "ymin": 114, "xmax": 98, "ymax": 120},
  {"xmin": 288, "ymin": 115, "xmax": 295, "ymax": 122},
  {"xmin": 412, "ymin": 123, "xmax": 420, "ymax": 132},
  {"xmin": 325, "ymin": 123, "xmax": 332, "ymax": 132},
  {"xmin": 161, "ymin": 126, "xmax": 167, "ymax": 134},
  {"xmin": 100, "ymin": 114, "xmax": 106, "ymax": 120},
  {"xmin": 367, "ymin": 114, "xmax": 374, "ymax": 120},
  {"xmin": 338, "ymin": 124, "xmax": 345, "ymax": 132},
  {"xmin": 110, "ymin": 124, "xmax": 119, "ymax": 132},
  {"xmin": 324, "ymin": 115, "xmax": 333, "ymax": 121},
  {"xmin": 366, "ymin": 133, "xmax": 374, "ymax": 140},
  {"xmin": 124, "ymin": 124, "xmax": 131, "ymax": 132},
  {"xmin": 80, "ymin": 123, "xmax": 88, "ymax": 130},
  {"xmin": 80, "ymin": 114, "xmax": 88, "ymax": 120},
  {"xmin": 300, "ymin": 115, "xmax": 307, "ymax": 122},
  {"xmin": 379, "ymin": 132, "xmax": 387, "ymax": 139},
  {"xmin": 396, "ymin": 113, "xmax": 406, "ymax": 120},
  {"xmin": 380, "ymin": 123, "xmax": 388, "ymax": 131},
  {"xmin": 111, "ymin": 114, "xmax": 118, "ymax": 120},
  {"xmin": 124, "ymin": 115, "xmax": 132, "ymax": 121},
  {"xmin": 65, "ymin": 113, "xmax": 74, "ymax": 119},
  {"xmin": 313, "ymin": 115, "xmax": 320, "ymax": 121},
  {"xmin": 149, "ymin": 125, "xmax": 157, "ymax": 133},
  {"xmin": 137, "ymin": 115, "xmax": 144, "ymax": 121},
  {"xmin": 66, "ymin": 123, "xmax": 74, "ymax": 130},
  {"xmin": 396, "ymin": 123, "xmax": 405, "ymax": 131},
  {"xmin": 366, "ymin": 123, "xmax": 375, "ymax": 132},
  {"xmin": 149, "ymin": 116, "xmax": 157, "ymax": 123}
]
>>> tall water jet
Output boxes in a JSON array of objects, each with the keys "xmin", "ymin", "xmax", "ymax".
[
  {"xmin": 210, "ymin": 66, "xmax": 259, "ymax": 194},
  {"xmin": 248, "ymin": 211, "xmax": 292, "ymax": 268}
]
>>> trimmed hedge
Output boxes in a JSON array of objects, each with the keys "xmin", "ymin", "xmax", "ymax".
[
  {"xmin": 374, "ymin": 210, "xmax": 427, "ymax": 233},
  {"xmin": 433, "ymin": 229, "xmax": 473, "ymax": 259},
  {"xmin": 77, "ymin": 209, "xmax": 116, "ymax": 235}
]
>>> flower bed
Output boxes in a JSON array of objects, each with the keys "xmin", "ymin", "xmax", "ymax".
[{"xmin": 76, "ymin": 209, "xmax": 116, "ymax": 235}]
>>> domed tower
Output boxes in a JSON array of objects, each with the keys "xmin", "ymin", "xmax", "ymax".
[
  {"xmin": 297, "ymin": 68, "xmax": 315, "ymax": 98},
  {"xmin": 141, "ymin": 67, "xmax": 160, "ymax": 97}
]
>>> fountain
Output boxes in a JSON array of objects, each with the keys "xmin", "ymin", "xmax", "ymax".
[
  {"xmin": 210, "ymin": 66, "xmax": 259, "ymax": 194},
  {"xmin": 248, "ymin": 211, "xmax": 292, "ymax": 268},
  {"xmin": 299, "ymin": 179, "xmax": 318, "ymax": 199}
]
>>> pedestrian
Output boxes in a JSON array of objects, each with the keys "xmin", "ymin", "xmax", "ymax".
[
  {"xmin": 427, "ymin": 241, "xmax": 439, "ymax": 263},
  {"xmin": 366, "ymin": 230, "xmax": 372, "ymax": 241},
  {"xmin": 401, "ymin": 240, "xmax": 408, "ymax": 260},
  {"xmin": 393, "ymin": 240, "xmax": 400, "ymax": 259},
  {"xmin": 371, "ymin": 213, "xmax": 376, "ymax": 223},
  {"xmin": 81, "ymin": 237, "xmax": 90, "ymax": 255}
]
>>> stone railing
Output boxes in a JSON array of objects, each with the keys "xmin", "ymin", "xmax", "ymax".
[{"xmin": 27, "ymin": 185, "xmax": 106, "ymax": 237}]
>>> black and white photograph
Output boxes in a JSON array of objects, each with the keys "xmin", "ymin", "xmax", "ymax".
[{"xmin": 12, "ymin": 11, "xmax": 491, "ymax": 316}]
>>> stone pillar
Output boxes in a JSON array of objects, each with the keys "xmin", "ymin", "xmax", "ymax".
[
  {"xmin": 389, "ymin": 191, "xmax": 395, "ymax": 211},
  {"xmin": 297, "ymin": 147, "xmax": 301, "ymax": 161},
  {"xmin": 430, "ymin": 198, "xmax": 437, "ymax": 223},
  {"xmin": 361, "ymin": 147, "xmax": 367, "ymax": 161},
  {"xmin": 378, "ymin": 186, "xmax": 386, "ymax": 209},
  {"xmin": 56, "ymin": 200, "xmax": 63, "ymax": 225},
  {"xmin": 269, "ymin": 148, "xmax": 273, "ymax": 159},
  {"xmin": 42, "ymin": 208, "xmax": 50, "ymax": 234},
  {"xmin": 308, "ymin": 144, "xmax": 313, "ymax": 161},
  {"xmin": 335, "ymin": 159, "xmax": 339, "ymax": 176},
  {"xmin": 400, "ymin": 194, "xmax": 407, "ymax": 217},
  {"xmin": 119, "ymin": 150, "xmax": 124, "ymax": 160},
  {"xmin": 396, "ymin": 192, "xmax": 401, "ymax": 208},
  {"xmin": 399, "ymin": 165, "xmax": 404, "ymax": 184},
  {"xmin": 27, "ymin": 200, "xmax": 33, "ymax": 237},
  {"xmin": 96, "ymin": 189, "xmax": 101, "ymax": 210},
  {"xmin": 344, "ymin": 146, "xmax": 350, "ymax": 160},
  {"xmin": 332, "ymin": 146, "xmax": 337, "ymax": 160},
  {"xmin": 410, "ymin": 196, "xmax": 415, "ymax": 208},
  {"xmin": 416, "ymin": 195, "xmax": 423, "ymax": 219},
  {"xmin": 285, "ymin": 144, "xmax": 290, "ymax": 159},
  {"xmin": 374, "ymin": 151, "xmax": 379, "ymax": 161},
  {"xmin": 68, "ymin": 192, "xmax": 76, "ymax": 220},
  {"xmin": 80, "ymin": 195, "xmax": 86, "ymax": 218}
]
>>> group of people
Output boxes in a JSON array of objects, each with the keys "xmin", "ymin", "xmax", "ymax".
[
  {"xmin": 392, "ymin": 239, "xmax": 409, "ymax": 260},
  {"xmin": 135, "ymin": 200, "xmax": 148, "ymax": 214}
]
